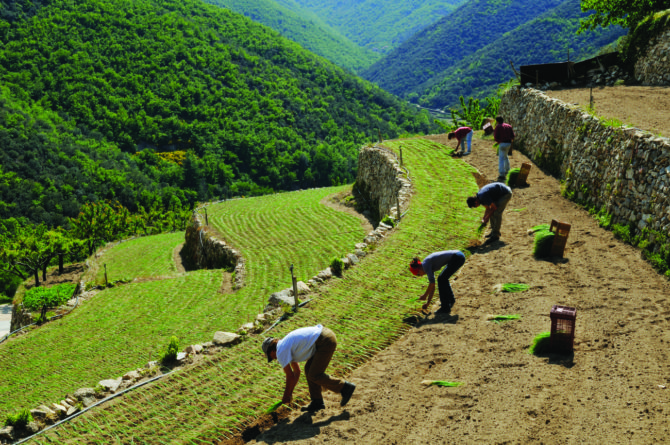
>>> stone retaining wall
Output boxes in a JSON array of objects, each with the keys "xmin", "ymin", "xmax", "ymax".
[
  {"xmin": 181, "ymin": 214, "xmax": 245, "ymax": 289},
  {"xmin": 500, "ymin": 87, "xmax": 670, "ymax": 238},
  {"xmin": 355, "ymin": 145, "xmax": 411, "ymax": 222},
  {"xmin": 635, "ymin": 28, "xmax": 670, "ymax": 85}
]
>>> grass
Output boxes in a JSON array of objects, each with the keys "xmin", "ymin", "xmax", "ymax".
[
  {"xmin": 0, "ymin": 188, "xmax": 365, "ymax": 419},
  {"xmin": 533, "ymin": 228, "xmax": 555, "ymax": 258},
  {"xmin": 528, "ymin": 331, "xmax": 552, "ymax": 355},
  {"xmin": 500, "ymin": 283, "xmax": 529, "ymax": 293},
  {"xmin": 22, "ymin": 138, "xmax": 480, "ymax": 443},
  {"xmin": 421, "ymin": 380, "xmax": 463, "ymax": 387},
  {"xmin": 265, "ymin": 401, "xmax": 284, "ymax": 414},
  {"xmin": 506, "ymin": 167, "xmax": 521, "ymax": 186}
]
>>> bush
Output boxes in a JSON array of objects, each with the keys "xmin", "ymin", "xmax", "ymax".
[
  {"xmin": 23, "ymin": 283, "xmax": 77, "ymax": 311},
  {"xmin": 5, "ymin": 409, "xmax": 33, "ymax": 428},
  {"xmin": 533, "ymin": 227, "xmax": 555, "ymax": 258},
  {"xmin": 506, "ymin": 167, "xmax": 521, "ymax": 186},
  {"xmin": 381, "ymin": 215, "xmax": 395, "ymax": 228},
  {"xmin": 160, "ymin": 336, "xmax": 179, "ymax": 364},
  {"xmin": 330, "ymin": 257, "xmax": 344, "ymax": 277}
]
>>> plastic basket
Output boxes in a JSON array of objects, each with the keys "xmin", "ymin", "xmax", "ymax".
[{"xmin": 550, "ymin": 305, "xmax": 576, "ymax": 352}]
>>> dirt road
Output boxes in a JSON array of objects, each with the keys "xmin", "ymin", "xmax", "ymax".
[{"xmin": 241, "ymin": 136, "xmax": 670, "ymax": 444}]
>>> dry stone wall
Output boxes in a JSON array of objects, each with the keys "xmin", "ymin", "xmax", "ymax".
[
  {"xmin": 355, "ymin": 144, "xmax": 411, "ymax": 222},
  {"xmin": 500, "ymin": 87, "xmax": 670, "ymax": 238},
  {"xmin": 635, "ymin": 29, "xmax": 670, "ymax": 85}
]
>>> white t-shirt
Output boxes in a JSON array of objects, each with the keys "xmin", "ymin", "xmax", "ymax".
[{"xmin": 276, "ymin": 324, "xmax": 324, "ymax": 368}]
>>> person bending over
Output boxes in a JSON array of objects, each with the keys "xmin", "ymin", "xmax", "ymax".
[
  {"xmin": 447, "ymin": 126, "xmax": 474, "ymax": 155},
  {"xmin": 467, "ymin": 182, "xmax": 513, "ymax": 243},
  {"xmin": 409, "ymin": 250, "xmax": 466, "ymax": 315},
  {"xmin": 262, "ymin": 325, "xmax": 356, "ymax": 413}
]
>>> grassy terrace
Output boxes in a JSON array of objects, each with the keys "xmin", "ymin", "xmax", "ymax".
[
  {"xmin": 21, "ymin": 138, "xmax": 480, "ymax": 444},
  {"xmin": 0, "ymin": 186, "xmax": 364, "ymax": 419}
]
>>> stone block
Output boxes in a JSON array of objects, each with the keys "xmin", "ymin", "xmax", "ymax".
[
  {"xmin": 213, "ymin": 331, "xmax": 241, "ymax": 347},
  {"xmin": 99, "ymin": 378, "xmax": 123, "ymax": 393}
]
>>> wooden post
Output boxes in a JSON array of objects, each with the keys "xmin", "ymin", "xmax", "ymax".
[
  {"xmin": 204, "ymin": 208, "xmax": 209, "ymax": 226},
  {"xmin": 589, "ymin": 87, "xmax": 594, "ymax": 110},
  {"xmin": 396, "ymin": 193, "xmax": 401, "ymax": 222},
  {"xmin": 290, "ymin": 264, "xmax": 299, "ymax": 312},
  {"xmin": 399, "ymin": 146, "xmax": 403, "ymax": 167},
  {"xmin": 378, "ymin": 128, "xmax": 382, "ymax": 143},
  {"xmin": 104, "ymin": 263, "xmax": 108, "ymax": 287}
]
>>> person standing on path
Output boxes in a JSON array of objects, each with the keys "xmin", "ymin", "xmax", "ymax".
[
  {"xmin": 448, "ymin": 126, "xmax": 474, "ymax": 155},
  {"xmin": 467, "ymin": 182, "xmax": 513, "ymax": 243},
  {"xmin": 493, "ymin": 116, "xmax": 515, "ymax": 181},
  {"xmin": 409, "ymin": 250, "xmax": 466, "ymax": 316},
  {"xmin": 262, "ymin": 325, "xmax": 356, "ymax": 413}
]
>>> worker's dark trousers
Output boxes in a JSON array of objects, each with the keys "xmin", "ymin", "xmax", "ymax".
[
  {"xmin": 437, "ymin": 252, "xmax": 466, "ymax": 309},
  {"xmin": 304, "ymin": 327, "xmax": 345, "ymax": 400}
]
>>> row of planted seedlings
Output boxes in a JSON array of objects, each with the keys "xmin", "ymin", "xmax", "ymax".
[{"xmin": 28, "ymin": 138, "xmax": 482, "ymax": 444}]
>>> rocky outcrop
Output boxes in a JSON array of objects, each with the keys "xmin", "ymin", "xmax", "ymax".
[
  {"xmin": 635, "ymin": 29, "xmax": 670, "ymax": 85},
  {"xmin": 181, "ymin": 214, "xmax": 245, "ymax": 289},
  {"xmin": 500, "ymin": 87, "xmax": 670, "ymax": 238},
  {"xmin": 355, "ymin": 145, "xmax": 411, "ymax": 222}
]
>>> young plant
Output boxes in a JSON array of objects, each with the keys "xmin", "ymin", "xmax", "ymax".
[
  {"xmin": 160, "ymin": 336, "xmax": 180, "ymax": 365},
  {"xmin": 5, "ymin": 409, "xmax": 33, "ymax": 428},
  {"xmin": 330, "ymin": 257, "xmax": 344, "ymax": 277},
  {"xmin": 421, "ymin": 380, "xmax": 463, "ymax": 387},
  {"xmin": 381, "ymin": 215, "xmax": 396, "ymax": 228},
  {"xmin": 487, "ymin": 314, "xmax": 521, "ymax": 323},
  {"xmin": 528, "ymin": 332, "xmax": 552, "ymax": 355},
  {"xmin": 533, "ymin": 228, "xmax": 555, "ymax": 258},
  {"xmin": 506, "ymin": 168, "xmax": 521, "ymax": 186},
  {"xmin": 500, "ymin": 283, "xmax": 529, "ymax": 293}
]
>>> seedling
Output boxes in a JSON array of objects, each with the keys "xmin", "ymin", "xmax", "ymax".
[
  {"xmin": 506, "ymin": 167, "xmax": 521, "ymax": 186},
  {"xmin": 486, "ymin": 314, "xmax": 521, "ymax": 323},
  {"xmin": 421, "ymin": 380, "xmax": 463, "ymax": 387},
  {"xmin": 532, "ymin": 225, "xmax": 555, "ymax": 257},
  {"xmin": 265, "ymin": 401, "xmax": 285, "ymax": 414},
  {"xmin": 528, "ymin": 331, "xmax": 552, "ymax": 355},
  {"xmin": 501, "ymin": 283, "xmax": 529, "ymax": 293}
]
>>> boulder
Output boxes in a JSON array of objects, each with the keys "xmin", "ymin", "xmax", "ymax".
[
  {"xmin": 123, "ymin": 371, "xmax": 142, "ymax": 382},
  {"xmin": 30, "ymin": 408, "xmax": 50, "ymax": 421},
  {"xmin": 27, "ymin": 421, "xmax": 41, "ymax": 433},
  {"xmin": 52, "ymin": 404, "xmax": 67, "ymax": 416},
  {"xmin": 213, "ymin": 331, "xmax": 242, "ymax": 347},
  {"xmin": 74, "ymin": 388, "xmax": 96, "ymax": 400},
  {"xmin": 316, "ymin": 268, "xmax": 332, "ymax": 280},
  {"xmin": 355, "ymin": 243, "xmax": 367, "ymax": 250},
  {"xmin": 292, "ymin": 281, "xmax": 311, "ymax": 296},
  {"xmin": 66, "ymin": 405, "xmax": 80, "ymax": 417},
  {"xmin": 0, "ymin": 426, "xmax": 14, "ymax": 442},
  {"xmin": 354, "ymin": 249, "xmax": 366, "ymax": 258},
  {"xmin": 176, "ymin": 352, "xmax": 187, "ymax": 362},
  {"xmin": 185, "ymin": 344, "xmax": 203, "ymax": 355},
  {"xmin": 347, "ymin": 254, "xmax": 359, "ymax": 265},
  {"xmin": 98, "ymin": 378, "xmax": 123, "ymax": 393},
  {"xmin": 145, "ymin": 360, "xmax": 158, "ymax": 368},
  {"xmin": 240, "ymin": 322, "xmax": 255, "ymax": 331},
  {"xmin": 268, "ymin": 289, "xmax": 295, "ymax": 307},
  {"xmin": 202, "ymin": 341, "xmax": 214, "ymax": 349}
]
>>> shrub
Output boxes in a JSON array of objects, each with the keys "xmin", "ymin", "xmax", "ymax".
[
  {"xmin": 5, "ymin": 409, "xmax": 33, "ymax": 428},
  {"xmin": 160, "ymin": 336, "xmax": 179, "ymax": 364},
  {"xmin": 381, "ymin": 215, "xmax": 395, "ymax": 228},
  {"xmin": 533, "ymin": 227, "xmax": 555, "ymax": 258},
  {"xmin": 330, "ymin": 257, "xmax": 344, "ymax": 277},
  {"xmin": 506, "ymin": 167, "xmax": 521, "ymax": 186},
  {"xmin": 23, "ymin": 283, "xmax": 76, "ymax": 311}
]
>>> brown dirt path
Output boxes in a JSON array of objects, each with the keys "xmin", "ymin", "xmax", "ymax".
[
  {"xmin": 544, "ymin": 85, "xmax": 670, "ymax": 138},
  {"xmin": 243, "ymin": 136, "xmax": 670, "ymax": 444}
]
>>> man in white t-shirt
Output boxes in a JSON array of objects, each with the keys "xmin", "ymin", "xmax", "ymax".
[{"xmin": 262, "ymin": 325, "xmax": 356, "ymax": 412}]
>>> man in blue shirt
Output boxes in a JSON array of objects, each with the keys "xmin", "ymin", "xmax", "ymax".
[
  {"xmin": 467, "ymin": 182, "xmax": 513, "ymax": 243},
  {"xmin": 409, "ymin": 250, "xmax": 466, "ymax": 315},
  {"xmin": 262, "ymin": 325, "xmax": 356, "ymax": 412}
]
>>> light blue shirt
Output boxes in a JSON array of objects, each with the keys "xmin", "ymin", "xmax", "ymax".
[
  {"xmin": 422, "ymin": 250, "xmax": 459, "ymax": 283},
  {"xmin": 276, "ymin": 324, "xmax": 324, "ymax": 368}
]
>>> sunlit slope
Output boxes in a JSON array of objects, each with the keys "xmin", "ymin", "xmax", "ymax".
[
  {"xmin": 29, "ymin": 139, "xmax": 481, "ymax": 443},
  {"xmin": 0, "ymin": 186, "xmax": 364, "ymax": 417}
]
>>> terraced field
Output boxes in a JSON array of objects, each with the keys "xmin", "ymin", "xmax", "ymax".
[
  {"xmin": 0, "ymin": 187, "xmax": 366, "ymax": 421},
  {"xmin": 21, "ymin": 139, "xmax": 480, "ymax": 444}
]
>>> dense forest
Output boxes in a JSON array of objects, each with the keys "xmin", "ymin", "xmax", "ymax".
[
  {"xmin": 0, "ymin": 0, "xmax": 436, "ymax": 228},
  {"xmin": 204, "ymin": 0, "xmax": 377, "ymax": 73},
  {"xmin": 418, "ymin": 0, "xmax": 627, "ymax": 108},
  {"xmin": 362, "ymin": 0, "xmax": 624, "ymax": 108},
  {"xmin": 273, "ymin": 0, "xmax": 465, "ymax": 54}
]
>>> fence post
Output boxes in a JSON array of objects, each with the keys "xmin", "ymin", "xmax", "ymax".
[
  {"xmin": 104, "ymin": 263, "xmax": 108, "ymax": 287},
  {"xmin": 400, "ymin": 146, "xmax": 403, "ymax": 167},
  {"xmin": 204, "ymin": 208, "xmax": 209, "ymax": 226},
  {"xmin": 589, "ymin": 87, "xmax": 594, "ymax": 110},
  {"xmin": 290, "ymin": 264, "xmax": 299, "ymax": 312},
  {"xmin": 396, "ymin": 193, "xmax": 401, "ymax": 222}
]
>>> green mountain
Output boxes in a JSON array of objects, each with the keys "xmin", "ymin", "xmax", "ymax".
[
  {"xmin": 275, "ymin": 0, "xmax": 466, "ymax": 54},
  {"xmin": 417, "ymin": 0, "xmax": 626, "ymax": 108},
  {"xmin": 0, "ymin": 0, "xmax": 436, "ymax": 226},
  {"xmin": 204, "ymin": 0, "xmax": 378, "ymax": 72},
  {"xmin": 363, "ymin": 0, "xmax": 625, "ymax": 108}
]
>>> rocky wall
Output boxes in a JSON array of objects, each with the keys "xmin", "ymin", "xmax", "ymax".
[
  {"xmin": 181, "ymin": 214, "xmax": 245, "ymax": 289},
  {"xmin": 635, "ymin": 29, "xmax": 670, "ymax": 85},
  {"xmin": 355, "ymin": 145, "xmax": 411, "ymax": 223},
  {"xmin": 500, "ymin": 87, "xmax": 670, "ymax": 237}
]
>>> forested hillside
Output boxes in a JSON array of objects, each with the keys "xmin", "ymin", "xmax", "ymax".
[
  {"xmin": 204, "ymin": 0, "xmax": 378, "ymax": 72},
  {"xmin": 362, "ymin": 0, "xmax": 624, "ymax": 107},
  {"xmin": 274, "ymin": 0, "xmax": 465, "ymax": 54},
  {"xmin": 418, "ymin": 0, "xmax": 626, "ymax": 108},
  {"xmin": 0, "ymin": 0, "xmax": 436, "ymax": 227}
]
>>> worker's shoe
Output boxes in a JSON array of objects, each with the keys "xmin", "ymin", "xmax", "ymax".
[
  {"xmin": 435, "ymin": 307, "xmax": 451, "ymax": 316},
  {"xmin": 300, "ymin": 399, "xmax": 325, "ymax": 412},
  {"xmin": 340, "ymin": 382, "xmax": 356, "ymax": 407},
  {"xmin": 484, "ymin": 236, "xmax": 500, "ymax": 244}
]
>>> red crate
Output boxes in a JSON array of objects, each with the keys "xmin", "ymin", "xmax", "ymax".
[{"xmin": 550, "ymin": 305, "xmax": 576, "ymax": 352}]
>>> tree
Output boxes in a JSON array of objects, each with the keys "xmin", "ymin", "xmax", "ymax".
[{"xmin": 578, "ymin": 0, "xmax": 670, "ymax": 31}]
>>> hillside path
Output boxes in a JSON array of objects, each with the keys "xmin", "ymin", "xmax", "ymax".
[{"xmin": 245, "ymin": 136, "xmax": 670, "ymax": 444}]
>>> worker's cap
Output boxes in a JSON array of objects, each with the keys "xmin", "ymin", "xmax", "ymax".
[
  {"xmin": 262, "ymin": 337, "xmax": 275, "ymax": 363},
  {"xmin": 409, "ymin": 261, "xmax": 422, "ymax": 276}
]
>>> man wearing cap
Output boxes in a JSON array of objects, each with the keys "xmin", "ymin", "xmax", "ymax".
[
  {"xmin": 409, "ymin": 250, "xmax": 466, "ymax": 315},
  {"xmin": 262, "ymin": 324, "xmax": 356, "ymax": 413},
  {"xmin": 467, "ymin": 181, "xmax": 513, "ymax": 243}
]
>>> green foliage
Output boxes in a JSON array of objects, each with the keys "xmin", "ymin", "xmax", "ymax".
[
  {"xmin": 530, "ymin": 224, "xmax": 551, "ymax": 233},
  {"xmin": 23, "ymin": 283, "xmax": 76, "ymax": 311},
  {"xmin": 533, "ymin": 227, "xmax": 555, "ymax": 257},
  {"xmin": 265, "ymin": 401, "xmax": 284, "ymax": 414},
  {"xmin": 488, "ymin": 314, "xmax": 521, "ymax": 323},
  {"xmin": 528, "ymin": 331, "xmax": 552, "ymax": 355},
  {"xmin": 501, "ymin": 283, "xmax": 530, "ymax": 293},
  {"xmin": 4, "ymin": 408, "xmax": 33, "ymax": 428},
  {"xmin": 620, "ymin": 9, "xmax": 670, "ymax": 64},
  {"xmin": 423, "ymin": 380, "xmax": 463, "ymax": 387},
  {"xmin": 578, "ymin": 0, "xmax": 669, "ymax": 32},
  {"xmin": 365, "ymin": 0, "xmax": 624, "ymax": 108},
  {"xmin": 507, "ymin": 168, "xmax": 521, "ymax": 186},
  {"xmin": 161, "ymin": 336, "xmax": 180, "ymax": 365},
  {"xmin": 612, "ymin": 223, "xmax": 632, "ymax": 243},
  {"xmin": 448, "ymin": 95, "xmax": 500, "ymax": 132},
  {"xmin": 381, "ymin": 215, "xmax": 395, "ymax": 228},
  {"xmin": 330, "ymin": 257, "xmax": 344, "ymax": 277}
]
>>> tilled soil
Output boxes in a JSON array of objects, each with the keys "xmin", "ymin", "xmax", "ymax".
[
  {"xmin": 242, "ymin": 137, "xmax": 670, "ymax": 444},
  {"xmin": 544, "ymin": 85, "xmax": 670, "ymax": 138}
]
